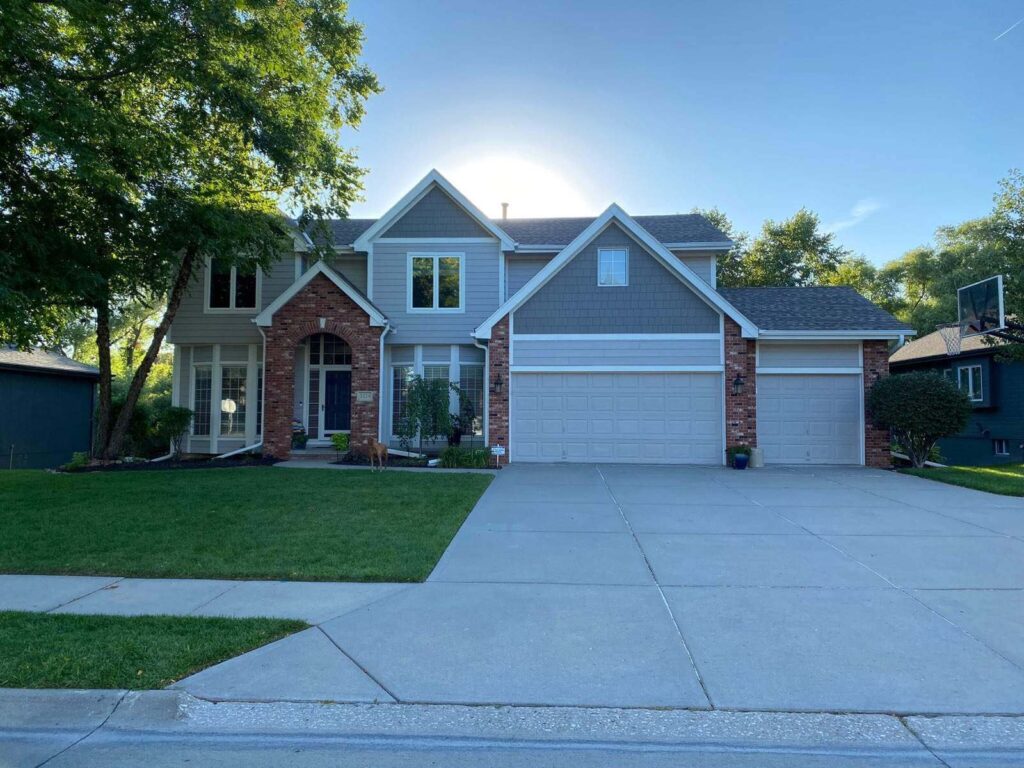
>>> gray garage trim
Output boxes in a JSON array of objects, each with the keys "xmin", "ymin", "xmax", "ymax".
[
  {"xmin": 512, "ymin": 336, "xmax": 722, "ymax": 369},
  {"xmin": 757, "ymin": 341, "xmax": 861, "ymax": 370}
]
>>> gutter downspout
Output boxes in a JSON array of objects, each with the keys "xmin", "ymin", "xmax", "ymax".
[{"xmin": 377, "ymin": 321, "xmax": 393, "ymax": 444}]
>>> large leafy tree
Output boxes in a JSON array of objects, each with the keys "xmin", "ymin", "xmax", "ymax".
[
  {"xmin": 0, "ymin": 1, "xmax": 380, "ymax": 457},
  {"xmin": 690, "ymin": 207, "xmax": 749, "ymax": 288},
  {"xmin": 742, "ymin": 209, "xmax": 850, "ymax": 287}
]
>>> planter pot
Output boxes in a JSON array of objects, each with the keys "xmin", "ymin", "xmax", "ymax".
[{"xmin": 733, "ymin": 454, "xmax": 749, "ymax": 470}]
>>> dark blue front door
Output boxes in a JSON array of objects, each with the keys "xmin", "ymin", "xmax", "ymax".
[{"xmin": 324, "ymin": 370, "xmax": 351, "ymax": 432}]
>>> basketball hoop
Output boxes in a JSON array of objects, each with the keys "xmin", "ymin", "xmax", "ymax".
[{"xmin": 936, "ymin": 322, "xmax": 962, "ymax": 357}]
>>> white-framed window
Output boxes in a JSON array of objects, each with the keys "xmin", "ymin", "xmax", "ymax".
[
  {"xmin": 597, "ymin": 247, "xmax": 628, "ymax": 287},
  {"xmin": 957, "ymin": 364, "xmax": 983, "ymax": 402},
  {"xmin": 206, "ymin": 258, "xmax": 260, "ymax": 312},
  {"xmin": 220, "ymin": 366, "xmax": 247, "ymax": 437},
  {"xmin": 994, "ymin": 438, "xmax": 1009, "ymax": 456},
  {"xmin": 191, "ymin": 365, "xmax": 212, "ymax": 436},
  {"xmin": 408, "ymin": 253, "xmax": 463, "ymax": 311},
  {"xmin": 458, "ymin": 364, "xmax": 485, "ymax": 436},
  {"xmin": 391, "ymin": 365, "xmax": 413, "ymax": 430}
]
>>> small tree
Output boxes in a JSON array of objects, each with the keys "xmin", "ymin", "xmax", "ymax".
[
  {"xmin": 868, "ymin": 372, "xmax": 972, "ymax": 467},
  {"xmin": 396, "ymin": 375, "xmax": 453, "ymax": 452},
  {"xmin": 155, "ymin": 406, "xmax": 194, "ymax": 458}
]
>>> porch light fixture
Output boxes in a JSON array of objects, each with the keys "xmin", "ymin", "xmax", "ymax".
[
  {"xmin": 731, "ymin": 375, "xmax": 745, "ymax": 396},
  {"xmin": 492, "ymin": 372, "xmax": 504, "ymax": 394}
]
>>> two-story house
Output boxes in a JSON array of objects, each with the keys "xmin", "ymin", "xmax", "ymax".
[{"xmin": 166, "ymin": 170, "xmax": 913, "ymax": 466}]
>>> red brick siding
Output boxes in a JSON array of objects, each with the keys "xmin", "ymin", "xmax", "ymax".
[
  {"xmin": 487, "ymin": 314, "xmax": 510, "ymax": 465},
  {"xmin": 263, "ymin": 274, "xmax": 383, "ymax": 460},
  {"xmin": 862, "ymin": 340, "xmax": 892, "ymax": 468},
  {"xmin": 724, "ymin": 318, "xmax": 757, "ymax": 454}
]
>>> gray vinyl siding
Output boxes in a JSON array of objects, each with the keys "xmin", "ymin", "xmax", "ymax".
[
  {"xmin": 328, "ymin": 253, "xmax": 368, "ymax": 293},
  {"xmin": 671, "ymin": 251, "xmax": 717, "ymax": 288},
  {"xmin": 506, "ymin": 254, "xmax": 554, "ymax": 299},
  {"xmin": 370, "ymin": 241, "xmax": 502, "ymax": 344},
  {"xmin": 381, "ymin": 186, "xmax": 491, "ymax": 238},
  {"xmin": 514, "ymin": 223, "xmax": 721, "ymax": 334},
  {"xmin": 512, "ymin": 337, "xmax": 722, "ymax": 368},
  {"xmin": 169, "ymin": 256, "xmax": 293, "ymax": 345},
  {"xmin": 758, "ymin": 342, "xmax": 861, "ymax": 368}
]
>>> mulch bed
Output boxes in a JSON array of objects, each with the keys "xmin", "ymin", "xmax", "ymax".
[{"xmin": 62, "ymin": 455, "xmax": 278, "ymax": 473}]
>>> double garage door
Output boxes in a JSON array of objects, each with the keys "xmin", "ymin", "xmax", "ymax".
[
  {"xmin": 756, "ymin": 374, "xmax": 862, "ymax": 464},
  {"xmin": 511, "ymin": 372, "xmax": 723, "ymax": 464}
]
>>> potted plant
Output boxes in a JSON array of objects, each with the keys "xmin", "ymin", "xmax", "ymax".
[
  {"xmin": 726, "ymin": 444, "xmax": 752, "ymax": 470},
  {"xmin": 291, "ymin": 419, "xmax": 308, "ymax": 450}
]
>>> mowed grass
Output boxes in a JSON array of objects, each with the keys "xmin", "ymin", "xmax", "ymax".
[
  {"xmin": 0, "ymin": 611, "xmax": 305, "ymax": 689},
  {"xmin": 0, "ymin": 467, "xmax": 492, "ymax": 581},
  {"xmin": 903, "ymin": 463, "xmax": 1024, "ymax": 497}
]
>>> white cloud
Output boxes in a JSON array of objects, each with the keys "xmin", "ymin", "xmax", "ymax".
[{"xmin": 826, "ymin": 198, "xmax": 882, "ymax": 233}]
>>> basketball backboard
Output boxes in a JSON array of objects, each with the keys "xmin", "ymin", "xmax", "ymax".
[{"xmin": 958, "ymin": 275, "xmax": 1005, "ymax": 338}]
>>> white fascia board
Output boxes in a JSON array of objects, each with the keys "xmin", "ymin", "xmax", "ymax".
[
  {"xmin": 353, "ymin": 169, "xmax": 514, "ymax": 251},
  {"xmin": 757, "ymin": 329, "xmax": 915, "ymax": 340},
  {"xmin": 254, "ymin": 260, "xmax": 386, "ymax": 327},
  {"xmin": 511, "ymin": 365, "xmax": 725, "ymax": 373},
  {"xmin": 474, "ymin": 204, "xmax": 759, "ymax": 339},
  {"xmin": 664, "ymin": 241, "xmax": 734, "ymax": 251},
  {"xmin": 513, "ymin": 333, "xmax": 721, "ymax": 341}
]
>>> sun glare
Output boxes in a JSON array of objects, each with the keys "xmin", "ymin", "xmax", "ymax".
[{"xmin": 447, "ymin": 155, "xmax": 595, "ymax": 219}]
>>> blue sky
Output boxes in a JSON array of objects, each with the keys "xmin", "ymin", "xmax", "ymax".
[{"xmin": 343, "ymin": 1, "xmax": 1024, "ymax": 265}]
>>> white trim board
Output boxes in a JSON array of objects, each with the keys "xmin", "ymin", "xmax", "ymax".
[
  {"xmin": 511, "ymin": 365, "xmax": 725, "ymax": 373},
  {"xmin": 758, "ymin": 330, "xmax": 913, "ymax": 340},
  {"xmin": 756, "ymin": 367, "xmax": 863, "ymax": 375},
  {"xmin": 354, "ymin": 169, "xmax": 515, "ymax": 252},
  {"xmin": 474, "ymin": 204, "xmax": 759, "ymax": 340},
  {"xmin": 254, "ymin": 260, "xmax": 386, "ymax": 327}
]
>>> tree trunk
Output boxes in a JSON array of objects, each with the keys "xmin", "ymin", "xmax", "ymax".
[
  {"xmin": 102, "ymin": 245, "xmax": 197, "ymax": 458},
  {"xmin": 94, "ymin": 300, "xmax": 113, "ymax": 457}
]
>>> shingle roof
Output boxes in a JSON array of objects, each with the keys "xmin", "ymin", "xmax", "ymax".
[
  {"xmin": 0, "ymin": 347, "xmax": 100, "ymax": 378},
  {"xmin": 298, "ymin": 213, "xmax": 730, "ymax": 249},
  {"xmin": 718, "ymin": 286, "xmax": 914, "ymax": 332},
  {"xmin": 889, "ymin": 328, "xmax": 1006, "ymax": 364}
]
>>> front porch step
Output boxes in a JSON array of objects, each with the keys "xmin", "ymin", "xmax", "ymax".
[{"xmin": 289, "ymin": 449, "xmax": 340, "ymax": 462}]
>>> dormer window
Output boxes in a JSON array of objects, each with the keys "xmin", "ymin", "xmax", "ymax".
[
  {"xmin": 598, "ymin": 248, "xmax": 628, "ymax": 286},
  {"xmin": 409, "ymin": 253, "xmax": 463, "ymax": 311},
  {"xmin": 207, "ymin": 258, "xmax": 259, "ymax": 311}
]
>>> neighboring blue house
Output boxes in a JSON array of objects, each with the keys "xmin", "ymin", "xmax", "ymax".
[
  {"xmin": 0, "ymin": 347, "xmax": 99, "ymax": 469},
  {"xmin": 890, "ymin": 330, "xmax": 1024, "ymax": 466}
]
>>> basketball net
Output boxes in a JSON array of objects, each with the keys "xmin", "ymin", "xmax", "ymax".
[{"xmin": 936, "ymin": 322, "xmax": 962, "ymax": 357}]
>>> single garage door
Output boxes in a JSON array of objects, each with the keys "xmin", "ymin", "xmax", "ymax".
[
  {"xmin": 512, "ymin": 372, "xmax": 723, "ymax": 464},
  {"xmin": 757, "ymin": 374, "xmax": 862, "ymax": 464}
]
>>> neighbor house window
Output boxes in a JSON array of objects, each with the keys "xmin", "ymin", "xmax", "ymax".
[
  {"xmin": 994, "ymin": 439, "xmax": 1009, "ymax": 456},
  {"xmin": 459, "ymin": 364, "xmax": 485, "ymax": 436},
  {"xmin": 409, "ymin": 253, "xmax": 462, "ymax": 310},
  {"xmin": 220, "ymin": 366, "xmax": 247, "ymax": 437},
  {"xmin": 192, "ymin": 366, "xmax": 212, "ymax": 436},
  {"xmin": 957, "ymin": 365, "xmax": 983, "ymax": 402},
  {"xmin": 207, "ymin": 258, "xmax": 258, "ymax": 310},
  {"xmin": 597, "ymin": 247, "xmax": 628, "ymax": 286}
]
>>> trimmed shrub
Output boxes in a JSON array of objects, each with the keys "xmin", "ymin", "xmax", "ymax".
[
  {"xmin": 439, "ymin": 446, "xmax": 491, "ymax": 469},
  {"xmin": 868, "ymin": 372, "xmax": 972, "ymax": 467}
]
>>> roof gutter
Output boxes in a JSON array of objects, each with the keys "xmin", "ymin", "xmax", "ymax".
[{"xmin": 757, "ymin": 329, "xmax": 916, "ymax": 341}]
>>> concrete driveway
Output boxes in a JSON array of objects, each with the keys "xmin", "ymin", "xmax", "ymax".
[{"xmin": 178, "ymin": 464, "xmax": 1024, "ymax": 715}]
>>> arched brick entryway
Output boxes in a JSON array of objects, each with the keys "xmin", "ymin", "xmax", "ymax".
[{"xmin": 262, "ymin": 274, "xmax": 384, "ymax": 459}]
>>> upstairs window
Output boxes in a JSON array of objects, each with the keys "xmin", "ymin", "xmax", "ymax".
[
  {"xmin": 409, "ymin": 253, "xmax": 462, "ymax": 311},
  {"xmin": 598, "ymin": 248, "xmax": 628, "ymax": 286},
  {"xmin": 994, "ymin": 439, "xmax": 1009, "ymax": 456},
  {"xmin": 957, "ymin": 364, "xmax": 983, "ymax": 402},
  {"xmin": 207, "ymin": 258, "xmax": 258, "ymax": 311}
]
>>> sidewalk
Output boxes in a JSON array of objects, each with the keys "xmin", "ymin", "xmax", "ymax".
[
  {"xmin": 7, "ymin": 688, "xmax": 1024, "ymax": 767},
  {"xmin": 0, "ymin": 574, "xmax": 411, "ymax": 624}
]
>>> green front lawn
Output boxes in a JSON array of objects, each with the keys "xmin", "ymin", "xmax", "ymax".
[
  {"xmin": 0, "ymin": 467, "xmax": 492, "ymax": 581},
  {"xmin": 0, "ymin": 611, "xmax": 305, "ymax": 689},
  {"xmin": 903, "ymin": 463, "xmax": 1024, "ymax": 497}
]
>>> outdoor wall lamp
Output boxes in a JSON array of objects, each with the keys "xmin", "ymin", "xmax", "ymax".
[
  {"xmin": 731, "ymin": 374, "xmax": 745, "ymax": 396},
  {"xmin": 492, "ymin": 372, "xmax": 504, "ymax": 394}
]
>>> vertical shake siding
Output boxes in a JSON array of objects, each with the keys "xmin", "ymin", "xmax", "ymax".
[
  {"xmin": 671, "ymin": 251, "xmax": 717, "ymax": 288},
  {"xmin": 371, "ymin": 241, "xmax": 502, "ymax": 344},
  {"xmin": 758, "ymin": 342, "xmax": 861, "ymax": 368},
  {"xmin": 506, "ymin": 254, "xmax": 555, "ymax": 299},
  {"xmin": 381, "ymin": 186, "xmax": 491, "ymax": 238},
  {"xmin": 514, "ymin": 223, "xmax": 720, "ymax": 334}
]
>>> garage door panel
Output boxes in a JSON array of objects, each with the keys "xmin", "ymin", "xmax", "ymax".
[
  {"xmin": 512, "ymin": 372, "xmax": 723, "ymax": 464},
  {"xmin": 757, "ymin": 374, "xmax": 862, "ymax": 465}
]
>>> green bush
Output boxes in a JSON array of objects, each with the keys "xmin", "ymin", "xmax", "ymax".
[
  {"xmin": 155, "ymin": 407, "xmax": 193, "ymax": 456},
  {"xmin": 62, "ymin": 451, "xmax": 91, "ymax": 471},
  {"xmin": 868, "ymin": 372, "xmax": 972, "ymax": 467},
  {"xmin": 330, "ymin": 433, "xmax": 350, "ymax": 454},
  {"xmin": 439, "ymin": 446, "xmax": 491, "ymax": 469}
]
